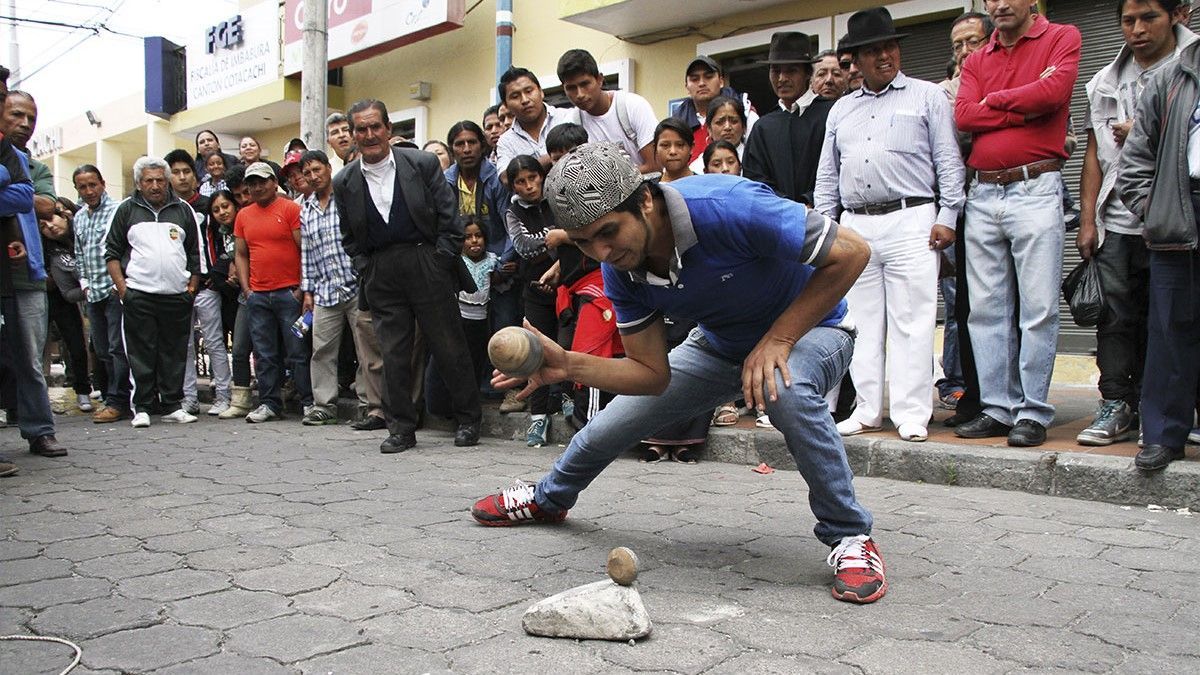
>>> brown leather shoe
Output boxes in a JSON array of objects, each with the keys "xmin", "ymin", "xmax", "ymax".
[
  {"xmin": 29, "ymin": 434, "xmax": 68, "ymax": 457},
  {"xmin": 92, "ymin": 407, "xmax": 127, "ymax": 424}
]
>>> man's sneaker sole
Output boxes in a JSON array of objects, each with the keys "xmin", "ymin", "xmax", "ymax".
[
  {"xmin": 471, "ymin": 508, "xmax": 568, "ymax": 527},
  {"xmin": 1076, "ymin": 429, "xmax": 1134, "ymax": 447},
  {"xmin": 831, "ymin": 579, "xmax": 888, "ymax": 604}
]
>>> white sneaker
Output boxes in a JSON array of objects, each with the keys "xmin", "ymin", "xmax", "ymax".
[
  {"xmin": 89, "ymin": 390, "xmax": 103, "ymax": 401},
  {"xmin": 1189, "ymin": 428, "xmax": 1200, "ymax": 445},
  {"xmin": 131, "ymin": 412, "xmax": 151, "ymax": 428},
  {"xmin": 755, "ymin": 413, "xmax": 775, "ymax": 429},
  {"xmin": 161, "ymin": 409, "xmax": 198, "ymax": 424},
  {"xmin": 837, "ymin": 419, "xmax": 881, "ymax": 436},
  {"xmin": 207, "ymin": 400, "xmax": 231, "ymax": 416},
  {"xmin": 897, "ymin": 423, "xmax": 928, "ymax": 442},
  {"xmin": 245, "ymin": 404, "xmax": 279, "ymax": 423},
  {"xmin": 77, "ymin": 394, "xmax": 94, "ymax": 413}
]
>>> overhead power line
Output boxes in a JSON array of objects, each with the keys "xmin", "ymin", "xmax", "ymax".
[{"xmin": 0, "ymin": 14, "xmax": 143, "ymax": 39}]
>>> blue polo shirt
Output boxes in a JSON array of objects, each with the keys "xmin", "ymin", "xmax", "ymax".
[{"xmin": 603, "ymin": 174, "xmax": 848, "ymax": 361}]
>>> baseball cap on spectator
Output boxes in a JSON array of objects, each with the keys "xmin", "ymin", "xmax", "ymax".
[
  {"xmin": 244, "ymin": 162, "xmax": 275, "ymax": 181},
  {"xmin": 544, "ymin": 142, "xmax": 654, "ymax": 231},
  {"xmin": 285, "ymin": 137, "xmax": 307, "ymax": 154},
  {"xmin": 685, "ymin": 55, "xmax": 722, "ymax": 77},
  {"xmin": 282, "ymin": 150, "xmax": 304, "ymax": 176}
]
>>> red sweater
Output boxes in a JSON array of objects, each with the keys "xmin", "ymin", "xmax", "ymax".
[{"xmin": 954, "ymin": 15, "xmax": 1081, "ymax": 171}]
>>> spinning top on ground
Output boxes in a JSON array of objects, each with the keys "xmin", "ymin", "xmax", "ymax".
[
  {"xmin": 606, "ymin": 547, "xmax": 639, "ymax": 586},
  {"xmin": 488, "ymin": 326, "xmax": 544, "ymax": 379}
]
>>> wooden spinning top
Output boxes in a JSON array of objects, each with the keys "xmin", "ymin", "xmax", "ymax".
[{"xmin": 488, "ymin": 326, "xmax": 545, "ymax": 379}]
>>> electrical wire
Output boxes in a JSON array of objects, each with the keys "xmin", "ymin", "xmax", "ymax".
[{"xmin": 0, "ymin": 634, "xmax": 82, "ymax": 675}]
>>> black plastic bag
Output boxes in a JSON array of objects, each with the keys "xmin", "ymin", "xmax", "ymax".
[{"xmin": 1062, "ymin": 258, "xmax": 1105, "ymax": 327}]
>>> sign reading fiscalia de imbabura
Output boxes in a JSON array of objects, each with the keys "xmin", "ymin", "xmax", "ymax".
[{"xmin": 187, "ymin": 2, "xmax": 280, "ymax": 107}]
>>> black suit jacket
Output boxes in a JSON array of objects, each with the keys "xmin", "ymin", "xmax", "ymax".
[
  {"xmin": 742, "ymin": 98, "xmax": 836, "ymax": 206},
  {"xmin": 332, "ymin": 146, "xmax": 474, "ymax": 294}
]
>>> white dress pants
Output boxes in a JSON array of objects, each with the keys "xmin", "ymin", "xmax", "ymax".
[{"xmin": 841, "ymin": 203, "xmax": 938, "ymax": 428}]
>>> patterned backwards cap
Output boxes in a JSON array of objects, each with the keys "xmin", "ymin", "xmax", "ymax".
[{"xmin": 545, "ymin": 142, "xmax": 653, "ymax": 230}]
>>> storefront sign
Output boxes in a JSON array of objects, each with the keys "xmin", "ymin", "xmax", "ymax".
[
  {"xmin": 187, "ymin": 2, "xmax": 280, "ymax": 107},
  {"xmin": 282, "ymin": 0, "xmax": 464, "ymax": 75}
]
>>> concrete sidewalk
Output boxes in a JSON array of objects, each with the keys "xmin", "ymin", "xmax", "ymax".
[{"xmin": 428, "ymin": 384, "xmax": 1200, "ymax": 512}]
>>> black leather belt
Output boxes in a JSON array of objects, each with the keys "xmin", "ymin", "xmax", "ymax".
[{"xmin": 846, "ymin": 196, "xmax": 935, "ymax": 216}]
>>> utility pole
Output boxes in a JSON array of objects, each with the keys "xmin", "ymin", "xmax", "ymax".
[
  {"xmin": 7, "ymin": 0, "xmax": 19, "ymax": 87},
  {"xmin": 300, "ymin": 0, "xmax": 327, "ymax": 152},
  {"xmin": 494, "ymin": 0, "xmax": 513, "ymax": 104}
]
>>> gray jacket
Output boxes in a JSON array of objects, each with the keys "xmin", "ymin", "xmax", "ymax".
[
  {"xmin": 1090, "ymin": 25, "xmax": 1198, "ymax": 241},
  {"xmin": 1118, "ymin": 40, "xmax": 1200, "ymax": 250}
]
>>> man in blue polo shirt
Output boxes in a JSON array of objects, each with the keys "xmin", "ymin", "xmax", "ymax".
[{"xmin": 470, "ymin": 143, "xmax": 886, "ymax": 604}]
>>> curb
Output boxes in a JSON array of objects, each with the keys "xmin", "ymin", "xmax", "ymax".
[{"xmin": 428, "ymin": 407, "xmax": 1200, "ymax": 511}]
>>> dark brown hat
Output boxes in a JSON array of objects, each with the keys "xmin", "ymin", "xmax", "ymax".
[
  {"xmin": 757, "ymin": 32, "xmax": 817, "ymax": 65},
  {"xmin": 838, "ymin": 7, "xmax": 909, "ymax": 50}
]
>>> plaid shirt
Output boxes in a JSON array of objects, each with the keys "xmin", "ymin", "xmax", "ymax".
[
  {"xmin": 300, "ymin": 191, "xmax": 357, "ymax": 306},
  {"xmin": 73, "ymin": 192, "xmax": 119, "ymax": 302}
]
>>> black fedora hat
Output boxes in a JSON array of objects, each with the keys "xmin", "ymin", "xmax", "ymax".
[
  {"xmin": 838, "ymin": 7, "xmax": 909, "ymax": 50},
  {"xmin": 757, "ymin": 32, "xmax": 816, "ymax": 65}
]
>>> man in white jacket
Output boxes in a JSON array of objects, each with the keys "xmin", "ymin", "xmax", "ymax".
[{"xmin": 1076, "ymin": 0, "xmax": 1195, "ymax": 446}]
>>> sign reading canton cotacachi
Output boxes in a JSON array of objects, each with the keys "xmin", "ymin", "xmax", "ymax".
[{"xmin": 187, "ymin": 2, "xmax": 280, "ymax": 107}]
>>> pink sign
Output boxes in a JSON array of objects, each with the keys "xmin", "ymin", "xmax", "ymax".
[{"xmin": 282, "ymin": 0, "xmax": 464, "ymax": 75}]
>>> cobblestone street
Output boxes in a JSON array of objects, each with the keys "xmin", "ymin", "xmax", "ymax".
[{"xmin": 1, "ymin": 414, "xmax": 1197, "ymax": 674}]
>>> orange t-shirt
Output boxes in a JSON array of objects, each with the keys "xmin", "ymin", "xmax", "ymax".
[{"xmin": 234, "ymin": 198, "xmax": 302, "ymax": 292}]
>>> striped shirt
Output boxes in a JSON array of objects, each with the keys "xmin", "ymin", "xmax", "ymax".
[
  {"xmin": 300, "ymin": 191, "xmax": 358, "ymax": 307},
  {"xmin": 73, "ymin": 192, "xmax": 119, "ymax": 302},
  {"xmin": 815, "ymin": 72, "xmax": 965, "ymax": 226}
]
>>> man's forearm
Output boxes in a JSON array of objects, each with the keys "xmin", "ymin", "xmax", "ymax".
[{"xmin": 564, "ymin": 321, "xmax": 670, "ymax": 396}]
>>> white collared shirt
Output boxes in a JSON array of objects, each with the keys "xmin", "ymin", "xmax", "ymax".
[
  {"xmin": 361, "ymin": 151, "xmax": 396, "ymax": 219},
  {"xmin": 780, "ymin": 90, "xmax": 818, "ymax": 117}
]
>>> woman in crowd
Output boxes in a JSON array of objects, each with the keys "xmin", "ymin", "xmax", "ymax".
[
  {"xmin": 193, "ymin": 130, "xmax": 237, "ymax": 183},
  {"xmin": 38, "ymin": 198, "xmax": 92, "ymax": 413},
  {"xmin": 654, "ymin": 118, "xmax": 696, "ymax": 183},
  {"xmin": 182, "ymin": 189, "xmax": 237, "ymax": 416},
  {"xmin": 691, "ymin": 96, "xmax": 747, "ymax": 174},
  {"xmin": 703, "ymin": 139, "xmax": 742, "ymax": 176},
  {"xmin": 238, "ymin": 135, "xmax": 282, "ymax": 179},
  {"xmin": 200, "ymin": 151, "xmax": 229, "ymax": 197},
  {"xmin": 206, "ymin": 190, "xmax": 255, "ymax": 419},
  {"xmin": 423, "ymin": 139, "xmax": 453, "ymax": 171},
  {"xmin": 504, "ymin": 154, "xmax": 567, "ymax": 447}
]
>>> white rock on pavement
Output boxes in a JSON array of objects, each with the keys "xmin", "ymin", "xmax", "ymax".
[{"xmin": 522, "ymin": 579, "xmax": 652, "ymax": 641}]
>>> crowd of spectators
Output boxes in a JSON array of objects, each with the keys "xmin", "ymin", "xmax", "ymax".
[{"xmin": 1, "ymin": 0, "xmax": 1195, "ymax": 487}]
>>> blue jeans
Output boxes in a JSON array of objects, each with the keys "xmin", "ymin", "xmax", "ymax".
[
  {"xmin": 936, "ymin": 246, "xmax": 964, "ymax": 398},
  {"xmin": 87, "ymin": 295, "xmax": 131, "ymax": 410},
  {"xmin": 535, "ymin": 326, "xmax": 872, "ymax": 546},
  {"xmin": 1, "ymin": 290, "xmax": 55, "ymax": 439},
  {"xmin": 965, "ymin": 172, "xmax": 1063, "ymax": 427},
  {"xmin": 247, "ymin": 289, "xmax": 312, "ymax": 413}
]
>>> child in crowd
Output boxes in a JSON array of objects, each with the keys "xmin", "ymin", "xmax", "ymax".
[
  {"xmin": 654, "ymin": 118, "xmax": 696, "ymax": 182},
  {"xmin": 427, "ymin": 217, "xmax": 497, "ymax": 419},
  {"xmin": 38, "ymin": 198, "xmax": 92, "ymax": 412},
  {"xmin": 703, "ymin": 139, "xmax": 742, "ymax": 176},
  {"xmin": 200, "ymin": 151, "xmax": 228, "ymax": 197},
  {"xmin": 504, "ymin": 154, "xmax": 565, "ymax": 447}
]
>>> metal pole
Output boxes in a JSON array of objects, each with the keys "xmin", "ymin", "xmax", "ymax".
[
  {"xmin": 300, "ymin": 0, "xmax": 328, "ymax": 152},
  {"xmin": 7, "ymin": 0, "xmax": 19, "ymax": 87},
  {"xmin": 494, "ymin": 0, "xmax": 513, "ymax": 105}
]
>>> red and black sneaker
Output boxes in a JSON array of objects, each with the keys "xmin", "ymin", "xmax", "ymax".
[
  {"xmin": 471, "ymin": 481, "xmax": 568, "ymax": 527},
  {"xmin": 827, "ymin": 534, "xmax": 887, "ymax": 604}
]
